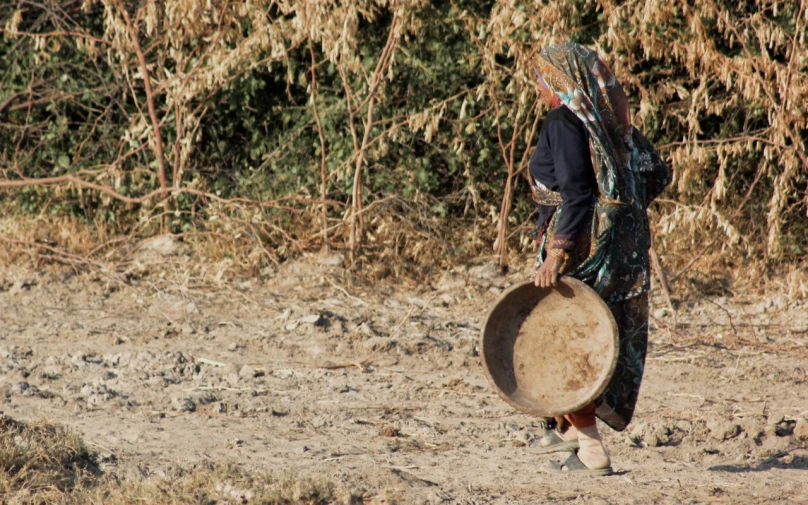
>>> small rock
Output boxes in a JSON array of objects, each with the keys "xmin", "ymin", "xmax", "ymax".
[
  {"xmin": 761, "ymin": 433, "xmax": 797, "ymax": 453},
  {"xmin": 9, "ymin": 280, "xmax": 34, "ymax": 295},
  {"xmin": 228, "ymin": 342, "xmax": 239, "ymax": 351},
  {"xmin": 138, "ymin": 235, "xmax": 182, "ymax": 256},
  {"xmin": 675, "ymin": 420, "xmax": 692, "ymax": 432},
  {"xmin": 764, "ymin": 414, "xmax": 795, "ymax": 437},
  {"xmin": 173, "ymin": 397, "xmax": 196, "ymax": 413},
  {"xmin": 775, "ymin": 419, "xmax": 796, "ymax": 437},
  {"xmin": 70, "ymin": 353, "xmax": 87, "ymax": 367},
  {"xmin": 239, "ymin": 365, "xmax": 257, "ymax": 379},
  {"xmin": 379, "ymin": 426, "xmax": 402, "ymax": 437},
  {"xmin": 39, "ymin": 365, "xmax": 62, "ymax": 380},
  {"xmin": 215, "ymin": 482, "xmax": 255, "ymax": 502},
  {"xmin": 469, "ymin": 263, "xmax": 501, "ymax": 280},
  {"xmin": 629, "ymin": 422, "xmax": 647, "ymax": 445},
  {"xmin": 10, "ymin": 381, "xmax": 37, "ymax": 397},
  {"xmin": 707, "ymin": 418, "xmax": 741, "ymax": 441},
  {"xmin": 740, "ymin": 417, "xmax": 765, "ymax": 441},
  {"xmin": 355, "ymin": 322, "xmax": 374, "ymax": 336},
  {"xmin": 209, "ymin": 402, "xmax": 227, "ymax": 414},
  {"xmin": 435, "ymin": 273, "xmax": 467, "ymax": 292},
  {"xmin": 81, "ymin": 384, "xmax": 118, "ymax": 408},
  {"xmin": 649, "ymin": 424, "xmax": 672, "ymax": 447},
  {"xmin": 794, "ymin": 418, "xmax": 808, "ymax": 441},
  {"xmin": 299, "ymin": 314, "xmax": 322, "ymax": 324},
  {"xmin": 317, "ymin": 252, "xmax": 344, "ymax": 267},
  {"xmin": 185, "ymin": 301, "xmax": 200, "ymax": 315},
  {"xmin": 439, "ymin": 293, "xmax": 455, "ymax": 306},
  {"xmin": 644, "ymin": 432, "xmax": 662, "ymax": 448},
  {"xmin": 653, "ymin": 308, "xmax": 670, "ymax": 319},
  {"xmin": 284, "ymin": 322, "xmax": 299, "ymax": 331},
  {"xmin": 225, "ymin": 373, "xmax": 240, "ymax": 386},
  {"xmin": 770, "ymin": 295, "xmax": 789, "ymax": 311},
  {"xmin": 181, "ymin": 326, "xmax": 196, "ymax": 336},
  {"xmin": 274, "ymin": 369, "xmax": 294, "ymax": 379},
  {"xmin": 734, "ymin": 438, "xmax": 756, "ymax": 455}
]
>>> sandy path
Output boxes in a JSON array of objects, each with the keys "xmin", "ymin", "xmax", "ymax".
[{"xmin": 1, "ymin": 259, "xmax": 807, "ymax": 504}]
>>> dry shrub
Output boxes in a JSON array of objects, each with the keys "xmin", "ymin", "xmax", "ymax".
[
  {"xmin": 2, "ymin": 1, "xmax": 807, "ymax": 293},
  {"xmin": 0, "ymin": 415, "xmax": 99, "ymax": 502}
]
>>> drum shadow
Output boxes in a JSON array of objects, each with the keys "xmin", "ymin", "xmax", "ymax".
[
  {"xmin": 556, "ymin": 280, "xmax": 576, "ymax": 299},
  {"xmin": 485, "ymin": 304, "xmax": 533, "ymax": 396}
]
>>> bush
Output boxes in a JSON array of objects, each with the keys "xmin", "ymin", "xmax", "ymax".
[{"xmin": 1, "ymin": 0, "xmax": 806, "ymax": 283}]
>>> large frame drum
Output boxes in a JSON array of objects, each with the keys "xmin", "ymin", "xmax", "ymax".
[{"xmin": 480, "ymin": 278, "xmax": 619, "ymax": 417}]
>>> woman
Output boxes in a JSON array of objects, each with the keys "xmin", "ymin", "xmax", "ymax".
[{"xmin": 526, "ymin": 43, "xmax": 671, "ymax": 474}]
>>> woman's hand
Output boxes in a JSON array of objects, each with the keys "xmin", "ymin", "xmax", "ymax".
[{"xmin": 534, "ymin": 255, "xmax": 564, "ymax": 288}]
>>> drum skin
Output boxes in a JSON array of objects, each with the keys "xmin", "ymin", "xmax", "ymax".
[{"xmin": 480, "ymin": 278, "xmax": 619, "ymax": 418}]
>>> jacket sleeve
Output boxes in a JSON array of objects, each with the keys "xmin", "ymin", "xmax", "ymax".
[{"xmin": 547, "ymin": 119, "xmax": 597, "ymax": 250}]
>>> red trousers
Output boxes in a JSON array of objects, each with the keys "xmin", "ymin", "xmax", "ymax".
[{"xmin": 564, "ymin": 401, "xmax": 596, "ymax": 428}]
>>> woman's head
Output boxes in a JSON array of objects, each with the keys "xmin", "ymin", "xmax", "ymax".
[{"xmin": 533, "ymin": 42, "xmax": 631, "ymax": 150}]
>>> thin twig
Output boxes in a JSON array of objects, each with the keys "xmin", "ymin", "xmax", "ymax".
[
  {"xmin": 194, "ymin": 356, "xmax": 227, "ymax": 367},
  {"xmin": 0, "ymin": 28, "xmax": 108, "ymax": 45},
  {"xmin": 703, "ymin": 298, "xmax": 738, "ymax": 335},
  {"xmin": 325, "ymin": 276, "xmax": 366, "ymax": 305},
  {"xmin": 120, "ymin": 5, "xmax": 168, "ymax": 222},
  {"xmin": 650, "ymin": 243, "xmax": 677, "ymax": 324},
  {"xmin": 349, "ymin": 11, "xmax": 401, "ymax": 263},
  {"xmin": 309, "ymin": 35, "xmax": 329, "ymax": 252}
]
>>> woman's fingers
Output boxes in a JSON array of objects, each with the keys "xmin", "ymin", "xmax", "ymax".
[
  {"xmin": 540, "ymin": 266, "xmax": 551, "ymax": 287},
  {"xmin": 534, "ymin": 256, "xmax": 562, "ymax": 288},
  {"xmin": 533, "ymin": 255, "xmax": 566, "ymax": 288}
]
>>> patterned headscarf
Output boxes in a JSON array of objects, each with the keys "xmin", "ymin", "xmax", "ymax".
[
  {"xmin": 530, "ymin": 42, "xmax": 671, "ymax": 303},
  {"xmin": 532, "ymin": 42, "xmax": 636, "ymax": 206}
]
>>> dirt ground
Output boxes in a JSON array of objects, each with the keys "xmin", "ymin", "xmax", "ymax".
[{"xmin": 1, "ymin": 242, "xmax": 808, "ymax": 504}]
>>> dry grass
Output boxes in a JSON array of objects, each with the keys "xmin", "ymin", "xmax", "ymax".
[
  {"xmin": 0, "ymin": 415, "xmax": 99, "ymax": 502},
  {"xmin": 2, "ymin": 200, "xmax": 804, "ymax": 304},
  {"xmin": 0, "ymin": 193, "xmax": 484, "ymax": 285},
  {"xmin": 0, "ymin": 414, "xmax": 394, "ymax": 505}
]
